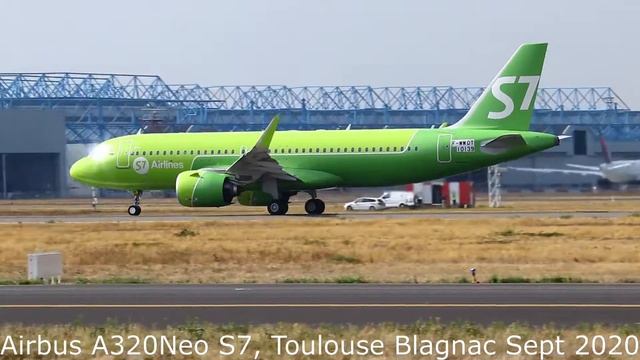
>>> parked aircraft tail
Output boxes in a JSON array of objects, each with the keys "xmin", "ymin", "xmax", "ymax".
[
  {"xmin": 599, "ymin": 136, "xmax": 612, "ymax": 163},
  {"xmin": 452, "ymin": 43, "xmax": 547, "ymax": 131}
]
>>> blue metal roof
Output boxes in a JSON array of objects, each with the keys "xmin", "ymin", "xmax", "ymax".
[{"xmin": 0, "ymin": 73, "xmax": 637, "ymax": 143}]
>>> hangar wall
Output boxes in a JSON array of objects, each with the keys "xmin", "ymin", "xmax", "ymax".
[{"xmin": 0, "ymin": 110, "xmax": 66, "ymax": 198}]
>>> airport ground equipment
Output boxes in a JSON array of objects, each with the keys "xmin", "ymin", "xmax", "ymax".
[
  {"xmin": 28, "ymin": 252, "xmax": 62, "ymax": 284},
  {"xmin": 442, "ymin": 181, "xmax": 475, "ymax": 208}
]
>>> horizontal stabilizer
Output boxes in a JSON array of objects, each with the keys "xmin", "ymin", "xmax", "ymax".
[
  {"xmin": 566, "ymin": 164, "xmax": 600, "ymax": 171},
  {"xmin": 481, "ymin": 134, "xmax": 526, "ymax": 155}
]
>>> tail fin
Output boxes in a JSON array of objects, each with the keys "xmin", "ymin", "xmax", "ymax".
[
  {"xmin": 452, "ymin": 43, "xmax": 547, "ymax": 131},
  {"xmin": 599, "ymin": 136, "xmax": 612, "ymax": 163}
]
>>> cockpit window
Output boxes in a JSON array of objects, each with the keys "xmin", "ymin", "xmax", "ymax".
[{"xmin": 89, "ymin": 144, "xmax": 112, "ymax": 161}]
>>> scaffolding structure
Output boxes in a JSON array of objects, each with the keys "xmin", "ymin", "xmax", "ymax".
[
  {"xmin": 0, "ymin": 72, "xmax": 638, "ymax": 143},
  {"xmin": 487, "ymin": 166, "xmax": 503, "ymax": 208}
]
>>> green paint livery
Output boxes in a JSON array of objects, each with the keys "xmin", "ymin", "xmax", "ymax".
[{"xmin": 70, "ymin": 43, "xmax": 561, "ymax": 215}]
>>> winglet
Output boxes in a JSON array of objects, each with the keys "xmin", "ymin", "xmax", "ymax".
[{"xmin": 255, "ymin": 115, "xmax": 279, "ymax": 150}]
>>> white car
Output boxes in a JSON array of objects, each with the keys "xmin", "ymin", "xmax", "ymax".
[
  {"xmin": 344, "ymin": 197, "xmax": 386, "ymax": 211},
  {"xmin": 379, "ymin": 191, "xmax": 416, "ymax": 208}
]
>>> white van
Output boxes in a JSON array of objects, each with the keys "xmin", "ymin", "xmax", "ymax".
[{"xmin": 378, "ymin": 191, "xmax": 416, "ymax": 208}]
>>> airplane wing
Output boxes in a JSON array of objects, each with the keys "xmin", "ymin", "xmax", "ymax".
[
  {"xmin": 605, "ymin": 162, "xmax": 633, "ymax": 170},
  {"xmin": 566, "ymin": 164, "xmax": 601, "ymax": 171},
  {"xmin": 506, "ymin": 166, "xmax": 604, "ymax": 177},
  {"xmin": 224, "ymin": 115, "xmax": 298, "ymax": 184}
]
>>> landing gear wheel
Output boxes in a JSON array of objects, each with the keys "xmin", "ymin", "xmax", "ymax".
[
  {"xmin": 267, "ymin": 200, "xmax": 289, "ymax": 215},
  {"xmin": 128, "ymin": 205, "xmax": 141, "ymax": 216},
  {"xmin": 305, "ymin": 199, "xmax": 325, "ymax": 215},
  {"xmin": 128, "ymin": 190, "xmax": 143, "ymax": 216}
]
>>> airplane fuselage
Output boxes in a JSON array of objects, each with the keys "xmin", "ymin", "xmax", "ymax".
[
  {"xmin": 600, "ymin": 160, "xmax": 640, "ymax": 183},
  {"xmin": 71, "ymin": 128, "xmax": 557, "ymax": 192}
]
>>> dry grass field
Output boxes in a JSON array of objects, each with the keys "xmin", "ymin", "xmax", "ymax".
[
  {"xmin": 1, "ymin": 197, "xmax": 639, "ymax": 283},
  {"xmin": 1, "ymin": 322, "xmax": 638, "ymax": 360}
]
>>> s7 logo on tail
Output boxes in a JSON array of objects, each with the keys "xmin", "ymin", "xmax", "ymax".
[{"xmin": 489, "ymin": 75, "xmax": 540, "ymax": 119}]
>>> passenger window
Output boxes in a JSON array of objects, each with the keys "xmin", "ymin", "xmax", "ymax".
[
  {"xmin": 393, "ymin": 147, "xmax": 397, "ymax": 151},
  {"xmin": 379, "ymin": 147, "xmax": 383, "ymax": 152},
  {"xmin": 224, "ymin": 149, "xmax": 228, "ymax": 154},
  {"xmin": 204, "ymin": 150, "xmax": 208, "ymax": 155},
  {"xmin": 288, "ymin": 149, "xmax": 291, "ymax": 154},
  {"xmin": 329, "ymin": 148, "xmax": 333, "ymax": 152},
  {"xmin": 386, "ymin": 147, "xmax": 390, "ymax": 152},
  {"xmin": 163, "ymin": 151, "xmax": 166, "ymax": 155},
  {"xmin": 231, "ymin": 149, "xmax": 235, "ymax": 154},
  {"xmin": 177, "ymin": 150, "xmax": 181, "ymax": 155},
  {"xmin": 351, "ymin": 147, "xmax": 355, "ymax": 152},
  {"xmin": 415, "ymin": 146, "xmax": 418, "ymax": 151},
  {"xmin": 323, "ymin": 148, "xmax": 326, "ymax": 153},
  {"xmin": 295, "ymin": 148, "xmax": 299, "ymax": 153},
  {"xmin": 197, "ymin": 150, "xmax": 200, "ymax": 155},
  {"xmin": 316, "ymin": 148, "xmax": 320, "ymax": 152},
  {"xmin": 358, "ymin": 147, "xmax": 362, "ymax": 152},
  {"xmin": 400, "ymin": 146, "xmax": 404, "ymax": 151},
  {"xmin": 344, "ymin": 147, "xmax": 348, "ymax": 152},
  {"xmin": 217, "ymin": 150, "xmax": 221, "ymax": 154},
  {"xmin": 169, "ymin": 151, "xmax": 173, "ymax": 155},
  {"xmin": 302, "ymin": 148, "xmax": 305, "ymax": 153},
  {"xmin": 407, "ymin": 147, "xmax": 411, "ymax": 152},
  {"xmin": 142, "ymin": 151, "xmax": 146, "ymax": 155}
]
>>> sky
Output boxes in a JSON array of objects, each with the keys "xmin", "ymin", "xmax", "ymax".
[{"xmin": 1, "ymin": 0, "xmax": 639, "ymax": 107}]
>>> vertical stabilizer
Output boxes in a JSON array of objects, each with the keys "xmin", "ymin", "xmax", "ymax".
[
  {"xmin": 452, "ymin": 43, "xmax": 547, "ymax": 131},
  {"xmin": 599, "ymin": 136, "xmax": 612, "ymax": 163}
]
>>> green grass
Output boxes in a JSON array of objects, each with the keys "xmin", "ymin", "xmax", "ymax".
[
  {"xmin": 75, "ymin": 277, "xmax": 150, "ymax": 284},
  {"xmin": 279, "ymin": 275, "xmax": 367, "ymax": 284},
  {"xmin": 489, "ymin": 275, "xmax": 588, "ymax": 283},
  {"xmin": 0, "ymin": 279, "xmax": 46, "ymax": 285},
  {"xmin": 174, "ymin": 228, "xmax": 198, "ymax": 237},
  {"xmin": 329, "ymin": 254, "xmax": 362, "ymax": 264}
]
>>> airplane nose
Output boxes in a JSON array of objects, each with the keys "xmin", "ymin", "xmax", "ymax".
[{"xmin": 69, "ymin": 157, "xmax": 89, "ymax": 181}]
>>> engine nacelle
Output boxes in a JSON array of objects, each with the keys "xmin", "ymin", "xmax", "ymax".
[{"xmin": 176, "ymin": 170, "xmax": 237, "ymax": 207}]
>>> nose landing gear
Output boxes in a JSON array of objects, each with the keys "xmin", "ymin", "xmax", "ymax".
[{"xmin": 127, "ymin": 190, "xmax": 142, "ymax": 216}]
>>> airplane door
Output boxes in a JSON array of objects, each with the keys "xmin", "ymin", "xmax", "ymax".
[
  {"xmin": 116, "ymin": 141, "xmax": 133, "ymax": 168},
  {"xmin": 437, "ymin": 134, "xmax": 452, "ymax": 163}
]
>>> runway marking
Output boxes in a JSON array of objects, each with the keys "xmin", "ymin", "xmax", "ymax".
[{"xmin": 1, "ymin": 304, "xmax": 639, "ymax": 309}]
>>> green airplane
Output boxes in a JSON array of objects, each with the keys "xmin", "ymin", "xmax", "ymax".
[{"xmin": 70, "ymin": 43, "xmax": 560, "ymax": 216}]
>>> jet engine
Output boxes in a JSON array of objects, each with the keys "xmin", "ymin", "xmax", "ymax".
[{"xmin": 176, "ymin": 170, "xmax": 237, "ymax": 207}]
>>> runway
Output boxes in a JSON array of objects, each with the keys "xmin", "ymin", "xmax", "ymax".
[
  {"xmin": 0, "ymin": 210, "xmax": 633, "ymax": 223},
  {"xmin": 1, "ymin": 284, "xmax": 639, "ymax": 326}
]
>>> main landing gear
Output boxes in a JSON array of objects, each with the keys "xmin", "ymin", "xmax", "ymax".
[
  {"xmin": 304, "ymin": 198, "xmax": 325, "ymax": 215},
  {"xmin": 127, "ymin": 190, "xmax": 142, "ymax": 216},
  {"xmin": 267, "ymin": 199, "xmax": 289, "ymax": 215}
]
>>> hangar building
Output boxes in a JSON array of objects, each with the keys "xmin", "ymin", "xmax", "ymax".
[{"xmin": 0, "ymin": 109, "xmax": 66, "ymax": 198}]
